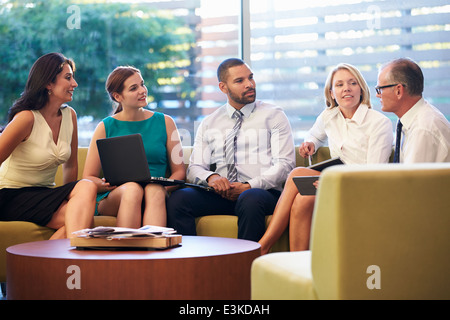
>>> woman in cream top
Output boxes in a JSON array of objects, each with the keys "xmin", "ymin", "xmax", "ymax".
[
  {"xmin": 0, "ymin": 53, "xmax": 96, "ymax": 239},
  {"xmin": 0, "ymin": 107, "xmax": 73, "ymax": 188}
]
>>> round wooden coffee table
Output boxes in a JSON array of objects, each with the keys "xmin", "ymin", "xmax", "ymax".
[{"xmin": 6, "ymin": 236, "xmax": 260, "ymax": 300}]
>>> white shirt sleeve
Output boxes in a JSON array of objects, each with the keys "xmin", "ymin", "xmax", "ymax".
[
  {"xmin": 304, "ymin": 112, "xmax": 328, "ymax": 152},
  {"xmin": 402, "ymin": 127, "xmax": 449, "ymax": 163},
  {"xmin": 246, "ymin": 110, "xmax": 295, "ymax": 189},
  {"xmin": 187, "ymin": 120, "xmax": 215, "ymax": 185},
  {"xmin": 366, "ymin": 116, "xmax": 394, "ymax": 164}
]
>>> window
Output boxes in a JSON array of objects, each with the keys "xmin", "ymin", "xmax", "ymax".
[
  {"xmin": 0, "ymin": 0, "xmax": 241, "ymax": 146},
  {"xmin": 247, "ymin": 0, "xmax": 450, "ymax": 142},
  {"xmin": 0, "ymin": 0, "xmax": 449, "ymax": 146}
]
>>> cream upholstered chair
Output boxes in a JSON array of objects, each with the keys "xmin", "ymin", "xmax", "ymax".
[{"xmin": 251, "ymin": 163, "xmax": 450, "ymax": 300}]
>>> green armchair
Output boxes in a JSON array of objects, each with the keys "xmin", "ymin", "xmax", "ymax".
[{"xmin": 251, "ymin": 163, "xmax": 450, "ymax": 299}]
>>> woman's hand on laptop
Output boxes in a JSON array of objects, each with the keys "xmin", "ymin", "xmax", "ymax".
[{"xmin": 98, "ymin": 178, "xmax": 117, "ymax": 193}]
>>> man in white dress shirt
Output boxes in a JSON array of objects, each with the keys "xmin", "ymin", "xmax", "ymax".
[
  {"xmin": 167, "ymin": 58, "xmax": 295, "ymax": 241},
  {"xmin": 376, "ymin": 58, "xmax": 450, "ymax": 163}
]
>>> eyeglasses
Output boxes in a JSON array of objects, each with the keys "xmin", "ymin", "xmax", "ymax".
[{"xmin": 375, "ymin": 84, "xmax": 400, "ymax": 95}]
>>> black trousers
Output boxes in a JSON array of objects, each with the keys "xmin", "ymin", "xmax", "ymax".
[{"xmin": 167, "ymin": 187, "xmax": 281, "ymax": 242}]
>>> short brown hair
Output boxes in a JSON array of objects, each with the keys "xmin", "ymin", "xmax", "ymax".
[{"xmin": 381, "ymin": 58, "xmax": 424, "ymax": 96}]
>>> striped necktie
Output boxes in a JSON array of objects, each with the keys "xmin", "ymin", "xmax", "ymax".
[
  {"xmin": 393, "ymin": 120, "xmax": 403, "ymax": 163},
  {"xmin": 225, "ymin": 110, "xmax": 243, "ymax": 182}
]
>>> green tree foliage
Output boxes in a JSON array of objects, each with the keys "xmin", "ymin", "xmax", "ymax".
[{"xmin": 0, "ymin": 0, "xmax": 196, "ymax": 123}]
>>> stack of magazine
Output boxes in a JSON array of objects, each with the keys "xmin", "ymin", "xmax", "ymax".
[{"xmin": 70, "ymin": 225, "xmax": 182, "ymax": 250}]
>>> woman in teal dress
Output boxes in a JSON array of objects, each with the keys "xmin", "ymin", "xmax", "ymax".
[{"xmin": 83, "ymin": 66, "xmax": 185, "ymax": 228}]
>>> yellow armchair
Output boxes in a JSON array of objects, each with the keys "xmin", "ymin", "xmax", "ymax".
[{"xmin": 251, "ymin": 163, "xmax": 450, "ymax": 300}]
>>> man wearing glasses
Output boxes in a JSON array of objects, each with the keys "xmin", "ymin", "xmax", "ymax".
[{"xmin": 376, "ymin": 58, "xmax": 450, "ymax": 163}]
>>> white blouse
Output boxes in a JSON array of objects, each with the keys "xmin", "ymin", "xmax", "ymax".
[{"xmin": 304, "ymin": 104, "xmax": 393, "ymax": 164}]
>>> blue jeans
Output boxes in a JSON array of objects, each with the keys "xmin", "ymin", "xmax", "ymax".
[{"xmin": 167, "ymin": 187, "xmax": 280, "ymax": 242}]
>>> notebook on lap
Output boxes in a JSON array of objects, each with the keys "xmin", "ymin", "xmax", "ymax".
[
  {"xmin": 96, "ymin": 134, "xmax": 212, "ymax": 191},
  {"xmin": 293, "ymin": 157, "xmax": 344, "ymax": 195},
  {"xmin": 307, "ymin": 157, "xmax": 343, "ymax": 172},
  {"xmin": 293, "ymin": 176, "xmax": 320, "ymax": 196}
]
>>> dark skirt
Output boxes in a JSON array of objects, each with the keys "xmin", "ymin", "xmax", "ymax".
[{"xmin": 0, "ymin": 181, "xmax": 78, "ymax": 226}]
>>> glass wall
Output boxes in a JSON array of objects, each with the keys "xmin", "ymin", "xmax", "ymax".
[
  {"xmin": 0, "ymin": 0, "xmax": 241, "ymax": 146},
  {"xmin": 1, "ymin": 0, "xmax": 449, "ymax": 146},
  {"xmin": 248, "ymin": 0, "xmax": 450, "ymax": 142}
]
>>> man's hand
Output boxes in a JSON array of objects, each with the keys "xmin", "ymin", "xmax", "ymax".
[
  {"xmin": 207, "ymin": 174, "xmax": 251, "ymax": 200},
  {"xmin": 225, "ymin": 182, "xmax": 251, "ymax": 201},
  {"xmin": 207, "ymin": 174, "xmax": 232, "ymax": 193}
]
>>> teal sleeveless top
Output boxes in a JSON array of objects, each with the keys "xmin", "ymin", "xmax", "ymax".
[
  {"xmin": 103, "ymin": 112, "xmax": 168, "ymax": 177},
  {"xmin": 95, "ymin": 112, "xmax": 167, "ymax": 214}
]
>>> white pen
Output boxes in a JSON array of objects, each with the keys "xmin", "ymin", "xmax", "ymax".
[{"xmin": 308, "ymin": 155, "xmax": 312, "ymax": 167}]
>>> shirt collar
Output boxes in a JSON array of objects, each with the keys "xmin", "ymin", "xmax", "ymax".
[
  {"xmin": 350, "ymin": 103, "xmax": 369, "ymax": 125},
  {"xmin": 399, "ymin": 97, "xmax": 424, "ymax": 131},
  {"xmin": 329, "ymin": 103, "xmax": 369, "ymax": 124},
  {"xmin": 226, "ymin": 101, "xmax": 256, "ymax": 119}
]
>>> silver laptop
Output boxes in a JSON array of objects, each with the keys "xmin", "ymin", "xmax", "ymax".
[{"xmin": 96, "ymin": 134, "xmax": 212, "ymax": 191}]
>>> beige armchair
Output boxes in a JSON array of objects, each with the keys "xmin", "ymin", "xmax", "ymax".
[{"xmin": 251, "ymin": 163, "xmax": 450, "ymax": 300}]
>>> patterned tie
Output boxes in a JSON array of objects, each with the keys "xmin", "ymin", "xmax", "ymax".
[
  {"xmin": 393, "ymin": 120, "xmax": 403, "ymax": 163},
  {"xmin": 225, "ymin": 110, "xmax": 243, "ymax": 182}
]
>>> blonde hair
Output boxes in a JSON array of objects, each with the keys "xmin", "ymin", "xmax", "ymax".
[{"xmin": 324, "ymin": 63, "xmax": 371, "ymax": 109}]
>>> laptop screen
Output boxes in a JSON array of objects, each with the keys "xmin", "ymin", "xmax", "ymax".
[{"xmin": 96, "ymin": 134, "xmax": 152, "ymax": 186}]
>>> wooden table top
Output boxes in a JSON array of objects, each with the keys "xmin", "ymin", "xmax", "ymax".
[{"xmin": 7, "ymin": 235, "xmax": 261, "ymax": 261}]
